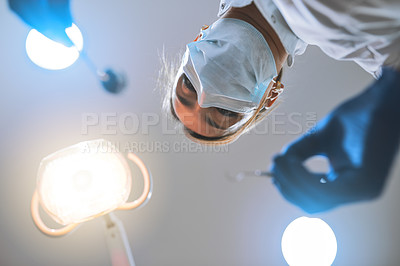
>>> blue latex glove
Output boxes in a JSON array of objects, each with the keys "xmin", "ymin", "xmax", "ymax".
[
  {"xmin": 8, "ymin": 0, "xmax": 73, "ymax": 46},
  {"xmin": 271, "ymin": 68, "xmax": 400, "ymax": 213}
]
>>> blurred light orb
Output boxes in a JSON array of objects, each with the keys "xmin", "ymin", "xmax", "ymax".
[
  {"xmin": 37, "ymin": 139, "xmax": 131, "ymax": 225},
  {"xmin": 26, "ymin": 24, "xmax": 83, "ymax": 70},
  {"xmin": 281, "ymin": 217, "xmax": 337, "ymax": 266}
]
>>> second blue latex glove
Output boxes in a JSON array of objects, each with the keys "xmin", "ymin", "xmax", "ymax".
[
  {"xmin": 8, "ymin": 0, "xmax": 74, "ymax": 46},
  {"xmin": 271, "ymin": 68, "xmax": 400, "ymax": 213}
]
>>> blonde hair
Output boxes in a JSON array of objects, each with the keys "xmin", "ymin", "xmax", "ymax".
[
  {"xmin": 159, "ymin": 50, "xmax": 283, "ymax": 146},
  {"xmin": 158, "ymin": 49, "xmax": 183, "ymax": 121}
]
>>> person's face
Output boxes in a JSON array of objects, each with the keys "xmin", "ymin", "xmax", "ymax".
[{"xmin": 172, "ymin": 74, "xmax": 244, "ymax": 138}]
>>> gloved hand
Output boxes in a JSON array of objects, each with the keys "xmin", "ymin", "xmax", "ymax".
[
  {"xmin": 271, "ymin": 68, "xmax": 400, "ymax": 213},
  {"xmin": 8, "ymin": 0, "xmax": 73, "ymax": 46}
]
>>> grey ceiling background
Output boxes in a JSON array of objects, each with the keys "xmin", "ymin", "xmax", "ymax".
[{"xmin": 0, "ymin": 0, "xmax": 399, "ymax": 265}]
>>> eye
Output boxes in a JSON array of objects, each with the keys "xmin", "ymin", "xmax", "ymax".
[
  {"xmin": 216, "ymin": 108, "xmax": 238, "ymax": 118},
  {"xmin": 182, "ymin": 75, "xmax": 196, "ymax": 93}
]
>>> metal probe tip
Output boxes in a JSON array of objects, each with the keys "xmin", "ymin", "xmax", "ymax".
[{"xmin": 226, "ymin": 170, "xmax": 273, "ymax": 183}]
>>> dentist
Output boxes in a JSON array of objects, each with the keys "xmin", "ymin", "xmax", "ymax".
[{"xmin": 167, "ymin": 0, "xmax": 400, "ymax": 213}]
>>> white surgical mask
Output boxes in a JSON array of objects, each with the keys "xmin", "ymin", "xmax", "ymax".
[{"xmin": 180, "ymin": 18, "xmax": 277, "ymax": 113}]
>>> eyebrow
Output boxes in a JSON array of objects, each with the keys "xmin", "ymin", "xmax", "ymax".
[
  {"xmin": 176, "ymin": 91, "xmax": 194, "ymax": 107},
  {"xmin": 170, "ymin": 98, "xmax": 179, "ymax": 121},
  {"xmin": 205, "ymin": 113, "xmax": 226, "ymax": 130},
  {"xmin": 172, "ymin": 96, "xmax": 225, "ymax": 131}
]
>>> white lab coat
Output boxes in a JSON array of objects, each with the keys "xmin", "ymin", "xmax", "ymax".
[{"xmin": 218, "ymin": 0, "xmax": 400, "ymax": 77}]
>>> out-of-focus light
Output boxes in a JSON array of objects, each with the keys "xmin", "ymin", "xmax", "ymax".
[
  {"xmin": 281, "ymin": 217, "xmax": 337, "ymax": 266},
  {"xmin": 25, "ymin": 24, "xmax": 83, "ymax": 70},
  {"xmin": 31, "ymin": 139, "xmax": 152, "ymax": 236},
  {"xmin": 37, "ymin": 139, "xmax": 131, "ymax": 225}
]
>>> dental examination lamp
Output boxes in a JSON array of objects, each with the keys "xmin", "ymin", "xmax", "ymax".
[
  {"xmin": 25, "ymin": 26, "xmax": 127, "ymax": 94},
  {"xmin": 282, "ymin": 217, "xmax": 337, "ymax": 266},
  {"xmin": 31, "ymin": 139, "xmax": 152, "ymax": 266},
  {"xmin": 9, "ymin": 0, "xmax": 126, "ymax": 93},
  {"xmin": 228, "ymin": 168, "xmax": 337, "ymax": 265}
]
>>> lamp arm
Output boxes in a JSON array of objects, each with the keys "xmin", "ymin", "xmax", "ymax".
[
  {"xmin": 103, "ymin": 213, "xmax": 135, "ymax": 266},
  {"xmin": 31, "ymin": 190, "xmax": 78, "ymax": 237},
  {"xmin": 117, "ymin": 153, "xmax": 153, "ymax": 210}
]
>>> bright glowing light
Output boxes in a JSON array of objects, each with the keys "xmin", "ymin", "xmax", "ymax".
[
  {"xmin": 26, "ymin": 24, "xmax": 83, "ymax": 70},
  {"xmin": 281, "ymin": 217, "xmax": 337, "ymax": 266},
  {"xmin": 37, "ymin": 139, "xmax": 131, "ymax": 225}
]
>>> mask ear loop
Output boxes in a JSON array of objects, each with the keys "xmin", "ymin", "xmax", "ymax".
[
  {"xmin": 31, "ymin": 191, "xmax": 79, "ymax": 237},
  {"xmin": 116, "ymin": 153, "xmax": 153, "ymax": 210},
  {"xmin": 263, "ymin": 80, "xmax": 284, "ymax": 110},
  {"xmin": 193, "ymin": 25, "xmax": 210, "ymax": 42},
  {"xmin": 233, "ymin": 77, "xmax": 284, "ymax": 133}
]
